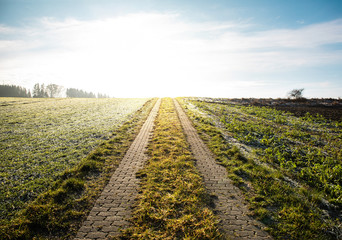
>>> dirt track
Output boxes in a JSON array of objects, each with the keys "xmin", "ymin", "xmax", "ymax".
[
  {"xmin": 75, "ymin": 99, "xmax": 161, "ymax": 239},
  {"xmin": 75, "ymin": 98, "xmax": 272, "ymax": 239}
]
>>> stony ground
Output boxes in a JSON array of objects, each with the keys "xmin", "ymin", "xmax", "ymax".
[{"xmin": 75, "ymin": 98, "xmax": 272, "ymax": 239}]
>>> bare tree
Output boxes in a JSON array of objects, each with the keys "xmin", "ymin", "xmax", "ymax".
[
  {"xmin": 288, "ymin": 88, "xmax": 305, "ymax": 99},
  {"xmin": 46, "ymin": 84, "xmax": 63, "ymax": 98}
]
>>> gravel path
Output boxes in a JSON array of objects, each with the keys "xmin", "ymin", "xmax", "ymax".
[
  {"xmin": 75, "ymin": 99, "xmax": 161, "ymax": 240},
  {"xmin": 174, "ymin": 99, "xmax": 272, "ymax": 240}
]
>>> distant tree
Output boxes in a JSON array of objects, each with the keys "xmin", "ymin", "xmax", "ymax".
[
  {"xmin": 46, "ymin": 84, "xmax": 63, "ymax": 98},
  {"xmin": 0, "ymin": 84, "xmax": 31, "ymax": 97},
  {"xmin": 97, "ymin": 93, "xmax": 109, "ymax": 98},
  {"xmin": 66, "ymin": 88, "xmax": 96, "ymax": 98},
  {"xmin": 33, "ymin": 83, "xmax": 48, "ymax": 98},
  {"xmin": 32, "ymin": 83, "xmax": 40, "ymax": 98},
  {"xmin": 40, "ymin": 84, "xmax": 49, "ymax": 98},
  {"xmin": 288, "ymin": 88, "xmax": 305, "ymax": 99}
]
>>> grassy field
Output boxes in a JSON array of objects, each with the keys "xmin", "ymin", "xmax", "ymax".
[
  {"xmin": 0, "ymin": 98, "xmax": 149, "ymax": 222},
  {"xmin": 179, "ymin": 97, "xmax": 341, "ymax": 239},
  {"xmin": 121, "ymin": 98, "xmax": 221, "ymax": 239},
  {"xmin": 1, "ymin": 97, "xmax": 341, "ymax": 239}
]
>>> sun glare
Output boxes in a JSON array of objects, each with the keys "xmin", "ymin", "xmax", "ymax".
[
  {"xmin": 1, "ymin": 12, "xmax": 342, "ymax": 98},
  {"xmin": 50, "ymin": 14, "xmax": 195, "ymax": 97}
]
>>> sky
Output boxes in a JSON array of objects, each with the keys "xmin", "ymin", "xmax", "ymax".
[{"xmin": 0, "ymin": 0, "xmax": 341, "ymax": 98}]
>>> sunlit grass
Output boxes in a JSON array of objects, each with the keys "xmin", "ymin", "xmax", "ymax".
[
  {"xmin": 120, "ymin": 98, "xmax": 222, "ymax": 239},
  {"xmin": 0, "ymin": 98, "xmax": 149, "ymax": 221},
  {"xmin": 0, "ymin": 98, "xmax": 157, "ymax": 239},
  {"xmin": 179, "ymin": 97, "xmax": 341, "ymax": 239}
]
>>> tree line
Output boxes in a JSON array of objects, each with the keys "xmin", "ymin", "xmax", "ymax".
[
  {"xmin": 0, "ymin": 85, "xmax": 32, "ymax": 97},
  {"xmin": 66, "ymin": 88, "xmax": 109, "ymax": 98},
  {"xmin": 33, "ymin": 83, "xmax": 63, "ymax": 98},
  {"xmin": 66, "ymin": 88, "xmax": 96, "ymax": 98},
  {"xmin": 0, "ymin": 83, "xmax": 110, "ymax": 98}
]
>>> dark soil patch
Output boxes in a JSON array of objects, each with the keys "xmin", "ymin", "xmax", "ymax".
[
  {"xmin": 227, "ymin": 98, "xmax": 342, "ymax": 122},
  {"xmin": 272, "ymin": 105, "xmax": 342, "ymax": 122}
]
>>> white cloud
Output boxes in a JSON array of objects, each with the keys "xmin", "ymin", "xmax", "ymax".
[
  {"xmin": 215, "ymin": 19, "xmax": 342, "ymax": 50},
  {"xmin": 0, "ymin": 14, "xmax": 341, "ymax": 97},
  {"xmin": 0, "ymin": 25, "xmax": 15, "ymax": 34}
]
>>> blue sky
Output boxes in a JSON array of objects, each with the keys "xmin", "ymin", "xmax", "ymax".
[{"xmin": 0, "ymin": 0, "xmax": 341, "ymax": 97}]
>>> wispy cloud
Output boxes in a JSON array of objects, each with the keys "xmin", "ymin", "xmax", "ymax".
[{"xmin": 0, "ymin": 13, "xmax": 341, "ymax": 97}]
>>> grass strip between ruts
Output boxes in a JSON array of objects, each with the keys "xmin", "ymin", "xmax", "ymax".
[
  {"xmin": 119, "ymin": 98, "xmax": 222, "ymax": 240},
  {"xmin": 0, "ymin": 98, "xmax": 157, "ymax": 240}
]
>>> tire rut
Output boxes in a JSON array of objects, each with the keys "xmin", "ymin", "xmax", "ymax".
[
  {"xmin": 75, "ymin": 99, "xmax": 161, "ymax": 240},
  {"xmin": 174, "ymin": 99, "xmax": 272, "ymax": 240}
]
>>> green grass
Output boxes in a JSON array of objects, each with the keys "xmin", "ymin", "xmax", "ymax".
[
  {"xmin": 0, "ymin": 98, "xmax": 149, "ymax": 221},
  {"xmin": 178, "ymin": 97, "xmax": 341, "ymax": 240},
  {"xmin": 120, "ymin": 98, "xmax": 222, "ymax": 240},
  {"xmin": 0, "ymin": 98, "xmax": 157, "ymax": 239},
  {"xmin": 188, "ymin": 98, "xmax": 342, "ymax": 206}
]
